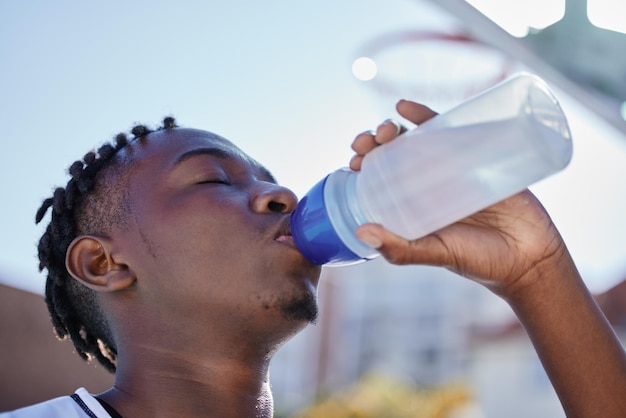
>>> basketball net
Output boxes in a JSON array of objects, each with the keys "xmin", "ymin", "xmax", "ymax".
[{"xmin": 354, "ymin": 30, "xmax": 519, "ymax": 115}]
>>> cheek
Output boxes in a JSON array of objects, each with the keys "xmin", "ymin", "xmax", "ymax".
[
  {"xmin": 130, "ymin": 216, "xmax": 259, "ymax": 311},
  {"xmin": 136, "ymin": 188, "xmax": 248, "ymax": 253},
  {"xmin": 138, "ymin": 201, "xmax": 262, "ymax": 280},
  {"xmin": 154, "ymin": 215, "xmax": 251, "ymax": 267}
]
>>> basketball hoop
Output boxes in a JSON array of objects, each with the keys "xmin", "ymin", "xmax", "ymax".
[{"xmin": 353, "ymin": 30, "xmax": 518, "ymax": 113}]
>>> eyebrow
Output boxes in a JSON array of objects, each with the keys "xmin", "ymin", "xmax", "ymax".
[
  {"xmin": 173, "ymin": 147, "xmax": 234, "ymax": 166},
  {"xmin": 174, "ymin": 146, "xmax": 278, "ymax": 184}
]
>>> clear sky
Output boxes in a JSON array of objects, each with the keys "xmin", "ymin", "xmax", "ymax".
[{"xmin": 2, "ymin": 0, "xmax": 626, "ymax": 294}]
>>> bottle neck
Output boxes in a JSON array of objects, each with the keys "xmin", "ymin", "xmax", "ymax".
[
  {"xmin": 323, "ymin": 169, "xmax": 379, "ymax": 261},
  {"xmin": 290, "ymin": 168, "xmax": 379, "ymax": 266}
]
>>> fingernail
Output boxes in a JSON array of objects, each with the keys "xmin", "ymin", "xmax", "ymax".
[
  {"xmin": 383, "ymin": 118, "xmax": 402, "ymax": 135},
  {"xmin": 357, "ymin": 231, "xmax": 382, "ymax": 249}
]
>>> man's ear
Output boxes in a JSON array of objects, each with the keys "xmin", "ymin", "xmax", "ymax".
[{"xmin": 65, "ymin": 235, "xmax": 136, "ymax": 292}]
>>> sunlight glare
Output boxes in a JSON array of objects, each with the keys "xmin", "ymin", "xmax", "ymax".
[
  {"xmin": 352, "ymin": 57, "xmax": 377, "ymax": 81},
  {"xmin": 588, "ymin": 0, "xmax": 626, "ymax": 34},
  {"xmin": 466, "ymin": 0, "xmax": 566, "ymax": 37}
]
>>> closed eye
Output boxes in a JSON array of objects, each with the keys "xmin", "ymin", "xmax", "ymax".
[{"xmin": 197, "ymin": 179, "xmax": 230, "ymax": 185}]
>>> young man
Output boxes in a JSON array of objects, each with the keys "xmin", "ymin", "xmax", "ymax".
[{"xmin": 4, "ymin": 100, "xmax": 626, "ymax": 417}]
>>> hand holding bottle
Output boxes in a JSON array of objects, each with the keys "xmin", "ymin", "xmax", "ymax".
[
  {"xmin": 291, "ymin": 74, "xmax": 573, "ymax": 267},
  {"xmin": 353, "ymin": 99, "xmax": 626, "ymax": 417},
  {"xmin": 351, "ymin": 99, "xmax": 567, "ymax": 299}
]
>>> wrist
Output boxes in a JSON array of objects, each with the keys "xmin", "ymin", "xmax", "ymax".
[{"xmin": 500, "ymin": 243, "xmax": 579, "ymax": 307}]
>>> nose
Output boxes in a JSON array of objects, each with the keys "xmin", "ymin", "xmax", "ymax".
[{"xmin": 250, "ymin": 182, "xmax": 298, "ymax": 214}]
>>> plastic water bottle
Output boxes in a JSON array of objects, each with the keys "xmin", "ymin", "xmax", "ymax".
[{"xmin": 290, "ymin": 73, "xmax": 573, "ymax": 266}]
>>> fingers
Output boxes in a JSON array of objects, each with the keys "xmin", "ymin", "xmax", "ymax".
[
  {"xmin": 349, "ymin": 154, "xmax": 365, "ymax": 171},
  {"xmin": 351, "ymin": 119, "xmax": 403, "ymax": 154},
  {"xmin": 355, "ymin": 223, "xmax": 422, "ymax": 265},
  {"xmin": 349, "ymin": 119, "xmax": 406, "ymax": 171},
  {"xmin": 355, "ymin": 223, "xmax": 450, "ymax": 267},
  {"xmin": 396, "ymin": 100, "xmax": 438, "ymax": 125},
  {"xmin": 349, "ymin": 130, "xmax": 376, "ymax": 171},
  {"xmin": 351, "ymin": 130, "xmax": 378, "ymax": 154},
  {"xmin": 375, "ymin": 118, "xmax": 406, "ymax": 145},
  {"xmin": 349, "ymin": 99, "xmax": 436, "ymax": 172}
]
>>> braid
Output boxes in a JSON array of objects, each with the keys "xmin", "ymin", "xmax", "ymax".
[{"xmin": 35, "ymin": 117, "xmax": 178, "ymax": 373}]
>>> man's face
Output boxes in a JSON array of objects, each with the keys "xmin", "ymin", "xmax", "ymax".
[{"xmin": 108, "ymin": 128, "xmax": 321, "ymax": 345}]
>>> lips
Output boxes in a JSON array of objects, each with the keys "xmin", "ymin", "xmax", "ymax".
[
  {"xmin": 273, "ymin": 216, "xmax": 320, "ymax": 269},
  {"xmin": 274, "ymin": 217, "xmax": 296, "ymax": 247},
  {"xmin": 275, "ymin": 234, "xmax": 295, "ymax": 244}
]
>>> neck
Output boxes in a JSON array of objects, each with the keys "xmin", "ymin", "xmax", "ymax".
[{"xmin": 100, "ymin": 344, "xmax": 275, "ymax": 418}]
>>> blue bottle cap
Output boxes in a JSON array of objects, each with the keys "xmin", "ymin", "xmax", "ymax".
[{"xmin": 290, "ymin": 175, "xmax": 362, "ymax": 266}]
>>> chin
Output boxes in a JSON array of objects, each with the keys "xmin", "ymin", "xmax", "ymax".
[
  {"xmin": 275, "ymin": 267, "xmax": 320, "ymax": 324},
  {"xmin": 278, "ymin": 290, "xmax": 319, "ymax": 324}
]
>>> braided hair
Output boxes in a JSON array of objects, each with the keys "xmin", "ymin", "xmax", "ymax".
[{"xmin": 35, "ymin": 117, "xmax": 178, "ymax": 373}]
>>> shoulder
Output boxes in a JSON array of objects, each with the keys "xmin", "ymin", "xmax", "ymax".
[{"xmin": 0, "ymin": 388, "xmax": 111, "ymax": 418}]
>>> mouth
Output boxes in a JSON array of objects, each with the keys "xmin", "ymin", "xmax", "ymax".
[
  {"xmin": 275, "ymin": 234, "xmax": 295, "ymax": 245},
  {"xmin": 273, "ymin": 216, "xmax": 322, "ymax": 271},
  {"xmin": 274, "ymin": 218, "xmax": 296, "ymax": 247}
]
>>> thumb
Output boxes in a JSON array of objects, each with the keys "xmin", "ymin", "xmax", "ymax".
[{"xmin": 355, "ymin": 223, "xmax": 443, "ymax": 266}]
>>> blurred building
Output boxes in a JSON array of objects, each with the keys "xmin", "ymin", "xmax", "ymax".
[
  {"xmin": 270, "ymin": 261, "xmax": 626, "ymax": 417},
  {"xmin": 0, "ymin": 282, "xmax": 113, "ymax": 411},
  {"xmin": 271, "ymin": 260, "xmax": 512, "ymax": 415}
]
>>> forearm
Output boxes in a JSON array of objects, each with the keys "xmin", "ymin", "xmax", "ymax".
[{"xmin": 507, "ymin": 251, "xmax": 626, "ymax": 417}]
